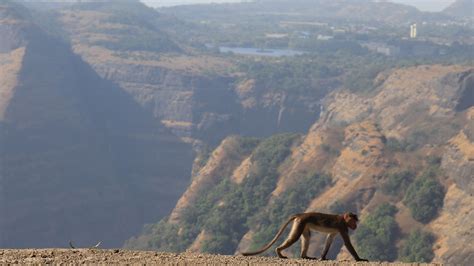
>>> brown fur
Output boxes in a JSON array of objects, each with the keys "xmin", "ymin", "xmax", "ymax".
[{"xmin": 242, "ymin": 212, "xmax": 367, "ymax": 261}]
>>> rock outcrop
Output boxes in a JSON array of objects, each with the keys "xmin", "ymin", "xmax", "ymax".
[
  {"xmin": 52, "ymin": 2, "xmax": 328, "ymax": 145},
  {"xmin": 169, "ymin": 137, "xmax": 251, "ymax": 224},
  {"xmin": 130, "ymin": 64, "xmax": 473, "ymax": 264}
]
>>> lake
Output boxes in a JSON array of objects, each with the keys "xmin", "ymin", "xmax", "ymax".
[{"xmin": 219, "ymin": 47, "xmax": 305, "ymax": 57}]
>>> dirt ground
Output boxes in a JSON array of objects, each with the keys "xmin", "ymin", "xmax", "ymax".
[{"xmin": 0, "ymin": 249, "xmax": 439, "ymax": 265}]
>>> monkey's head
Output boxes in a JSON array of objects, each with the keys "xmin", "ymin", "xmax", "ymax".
[{"xmin": 343, "ymin": 212, "xmax": 359, "ymax": 230}]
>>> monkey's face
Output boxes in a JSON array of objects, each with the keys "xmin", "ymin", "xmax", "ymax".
[
  {"xmin": 343, "ymin": 213, "xmax": 359, "ymax": 230},
  {"xmin": 347, "ymin": 218, "xmax": 357, "ymax": 230}
]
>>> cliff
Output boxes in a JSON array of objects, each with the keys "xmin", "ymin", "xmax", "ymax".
[
  {"xmin": 51, "ymin": 1, "xmax": 329, "ymax": 145},
  {"xmin": 127, "ymin": 65, "xmax": 473, "ymax": 264},
  {"xmin": 0, "ymin": 1, "xmax": 193, "ymax": 248}
]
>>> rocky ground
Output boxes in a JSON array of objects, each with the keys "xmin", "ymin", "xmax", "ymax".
[{"xmin": 0, "ymin": 249, "xmax": 439, "ymax": 265}]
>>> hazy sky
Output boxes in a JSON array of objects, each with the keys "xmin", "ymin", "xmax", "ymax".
[{"xmin": 141, "ymin": 0, "xmax": 457, "ymax": 12}]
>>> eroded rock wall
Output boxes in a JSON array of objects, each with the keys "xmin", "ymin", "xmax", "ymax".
[{"xmin": 142, "ymin": 65, "xmax": 473, "ymax": 264}]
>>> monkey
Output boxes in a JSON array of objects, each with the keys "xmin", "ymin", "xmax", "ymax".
[{"xmin": 242, "ymin": 212, "xmax": 368, "ymax": 261}]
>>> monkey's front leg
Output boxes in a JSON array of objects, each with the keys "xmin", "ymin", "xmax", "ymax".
[{"xmin": 320, "ymin": 233, "xmax": 337, "ymax": 260}]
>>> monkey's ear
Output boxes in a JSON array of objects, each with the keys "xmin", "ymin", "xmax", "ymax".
[{"xmin": 343, "ymin": 213, "xmax": 350, "ymax": 221}]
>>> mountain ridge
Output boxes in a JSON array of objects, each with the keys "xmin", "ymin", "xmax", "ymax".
[{"xmin": 442, "ymin": 0, "xmax": 473, "ymax": 18}]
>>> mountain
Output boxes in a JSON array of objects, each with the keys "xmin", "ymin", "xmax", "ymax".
[
  {"xmin": 48, "ymin": 0, "xmax": 331, "ymax": 145},
  {"xmin": 126, "ymin": 64, "xmax": 473, "ymax": 265},
  {"xmin": 15, "ymin": 0, "xmax": 77, "ymax": 10},
  {"xmin": 161, "ymin": 0, "xmax": 424, "ymax": 24},
  {"xmin": 443, "ymin": 0, "xmax": 474, "ymax": 18},
  {"xmin": 0, "ymin": 1, "xmax": 193, "ymax": 248}
]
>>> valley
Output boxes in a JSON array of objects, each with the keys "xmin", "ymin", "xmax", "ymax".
[{"xmin": 0, "ymin": 0, "xmax": 472, "ymax": 264}]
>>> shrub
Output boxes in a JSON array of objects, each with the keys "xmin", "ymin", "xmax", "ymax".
[
  {"xmin": 328, "ymin": 200, "xmax": 358, "ymax": 214},
  {"xmin": 200, "ymin": 133, "xmax": 299, "ymax": 254},
  {"xmin": 382, "ymin": 170, "xmax": 414, "ymax": 196},
  {"xmin": 399, "ymin": 230, "xmax": 435, "ymax": 263},
  {"xmin": 249, "ymin": 172, "xmax": 331, "ymax": 252},
  {"xmin": 354, "ymin": 203, "xmax": 399, "ymax": 262},
  {"xmin": 144, "ymin": 220, "xmax": 193, "ymax": 252},
  {"xmin": 403, "ymin": 170, "xmax": 444, "ymax": 224},
  {"xmin": 385, "ymin": 131, "xmax": 429, "ymax": 152},
  {"xmin": 94, "ymin": 35, "xmax": 180, "ymax": 53},
  {"xmin": 329, "ymin": 201, "xmax": 346, "ymax": 214},
  {"xmin": 321, "ymin": 144, "xmax": 341, "ymax": 156},
  {"xmin": 134, "ymin": 136, "xmax": 261, "ymax": 252},
  {"xmin": 385, "ymin": 137, "xmax": 406, "ymax": 152},
  {"xmin": 426, "ymin": 155, "xmax": 442, "ymax": 166},
  {"xmin": 344, "ymin": 63, "xmax": 383, "ymax": 93},
  {"xmin": 405, "ymin": 131, "xmax": 429, "ymax": 151}
]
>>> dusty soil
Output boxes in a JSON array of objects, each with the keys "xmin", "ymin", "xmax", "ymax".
[{"xmin": 0, "ymin": 249, "xmax": 438, "ymax": 265}]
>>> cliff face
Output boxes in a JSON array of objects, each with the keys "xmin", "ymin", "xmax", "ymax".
[
  {"xmin": 51, "ymin": 2, "xmax": 235, "ymax": 144},
  {"xmin": 168, "ymin": 137, "xmax": 251, "ymax": 224},
  {"xmin": 0, "ymin": 2, "xmax": 193, "ymax": 248},
  {"xmin": 433, "ymin": 108, "xmax": 473, "ymax": 264},
  {"xmin": 129, "ymin": 65, "xmax": 473, "ymax": 264},
  {"xmin": 52, "ymin": 2, "xmax": 326, "ymax": 145},
  {"xmin": 234, "ymin": 78, "xmax": 330, "ymax": 138}
]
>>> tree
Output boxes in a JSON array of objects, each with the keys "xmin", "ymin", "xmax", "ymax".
[
  {"xmin": 403, "ymin": 170, "xmax": 444, "ymax": 224},
  {"xmin": 354, "ymin": 204, "xmax": 399, "ymax": 261},
  {"xmin": 399, "ymin": 230, "xmax": 435, "ymax": 263}
]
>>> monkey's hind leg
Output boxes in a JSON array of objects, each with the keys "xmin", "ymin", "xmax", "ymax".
[
  {"xmin": 275, "ymin": 219, "xmax": 304, "ymax": 259},
  {"xmin": 300, "ymin": 228, "xmax": 317, "ymax": 260}
]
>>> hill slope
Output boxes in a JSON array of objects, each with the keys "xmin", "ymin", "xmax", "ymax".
[
  {"xmin": 127, "ymin": 65, "xmax": 473, "ymax": 264},
  {"xmin": 443, "ymin": 0, "xmax": 474, "ymax": 18},
  {"xmin": 0, "ymin": 1, "xmax": 193, "ymax": 248},
  {"xmin": 162, "ymin": 0, "xmax": 423, "ymax": 24},
  {"xmin": 49, "ymin": 1, "xmax": 333, "ymax": 145}
]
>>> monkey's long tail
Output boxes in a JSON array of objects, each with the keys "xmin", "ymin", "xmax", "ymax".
[{"xmin": 241, "ymin": 216, "xmax": 297, "ymax": 256}]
